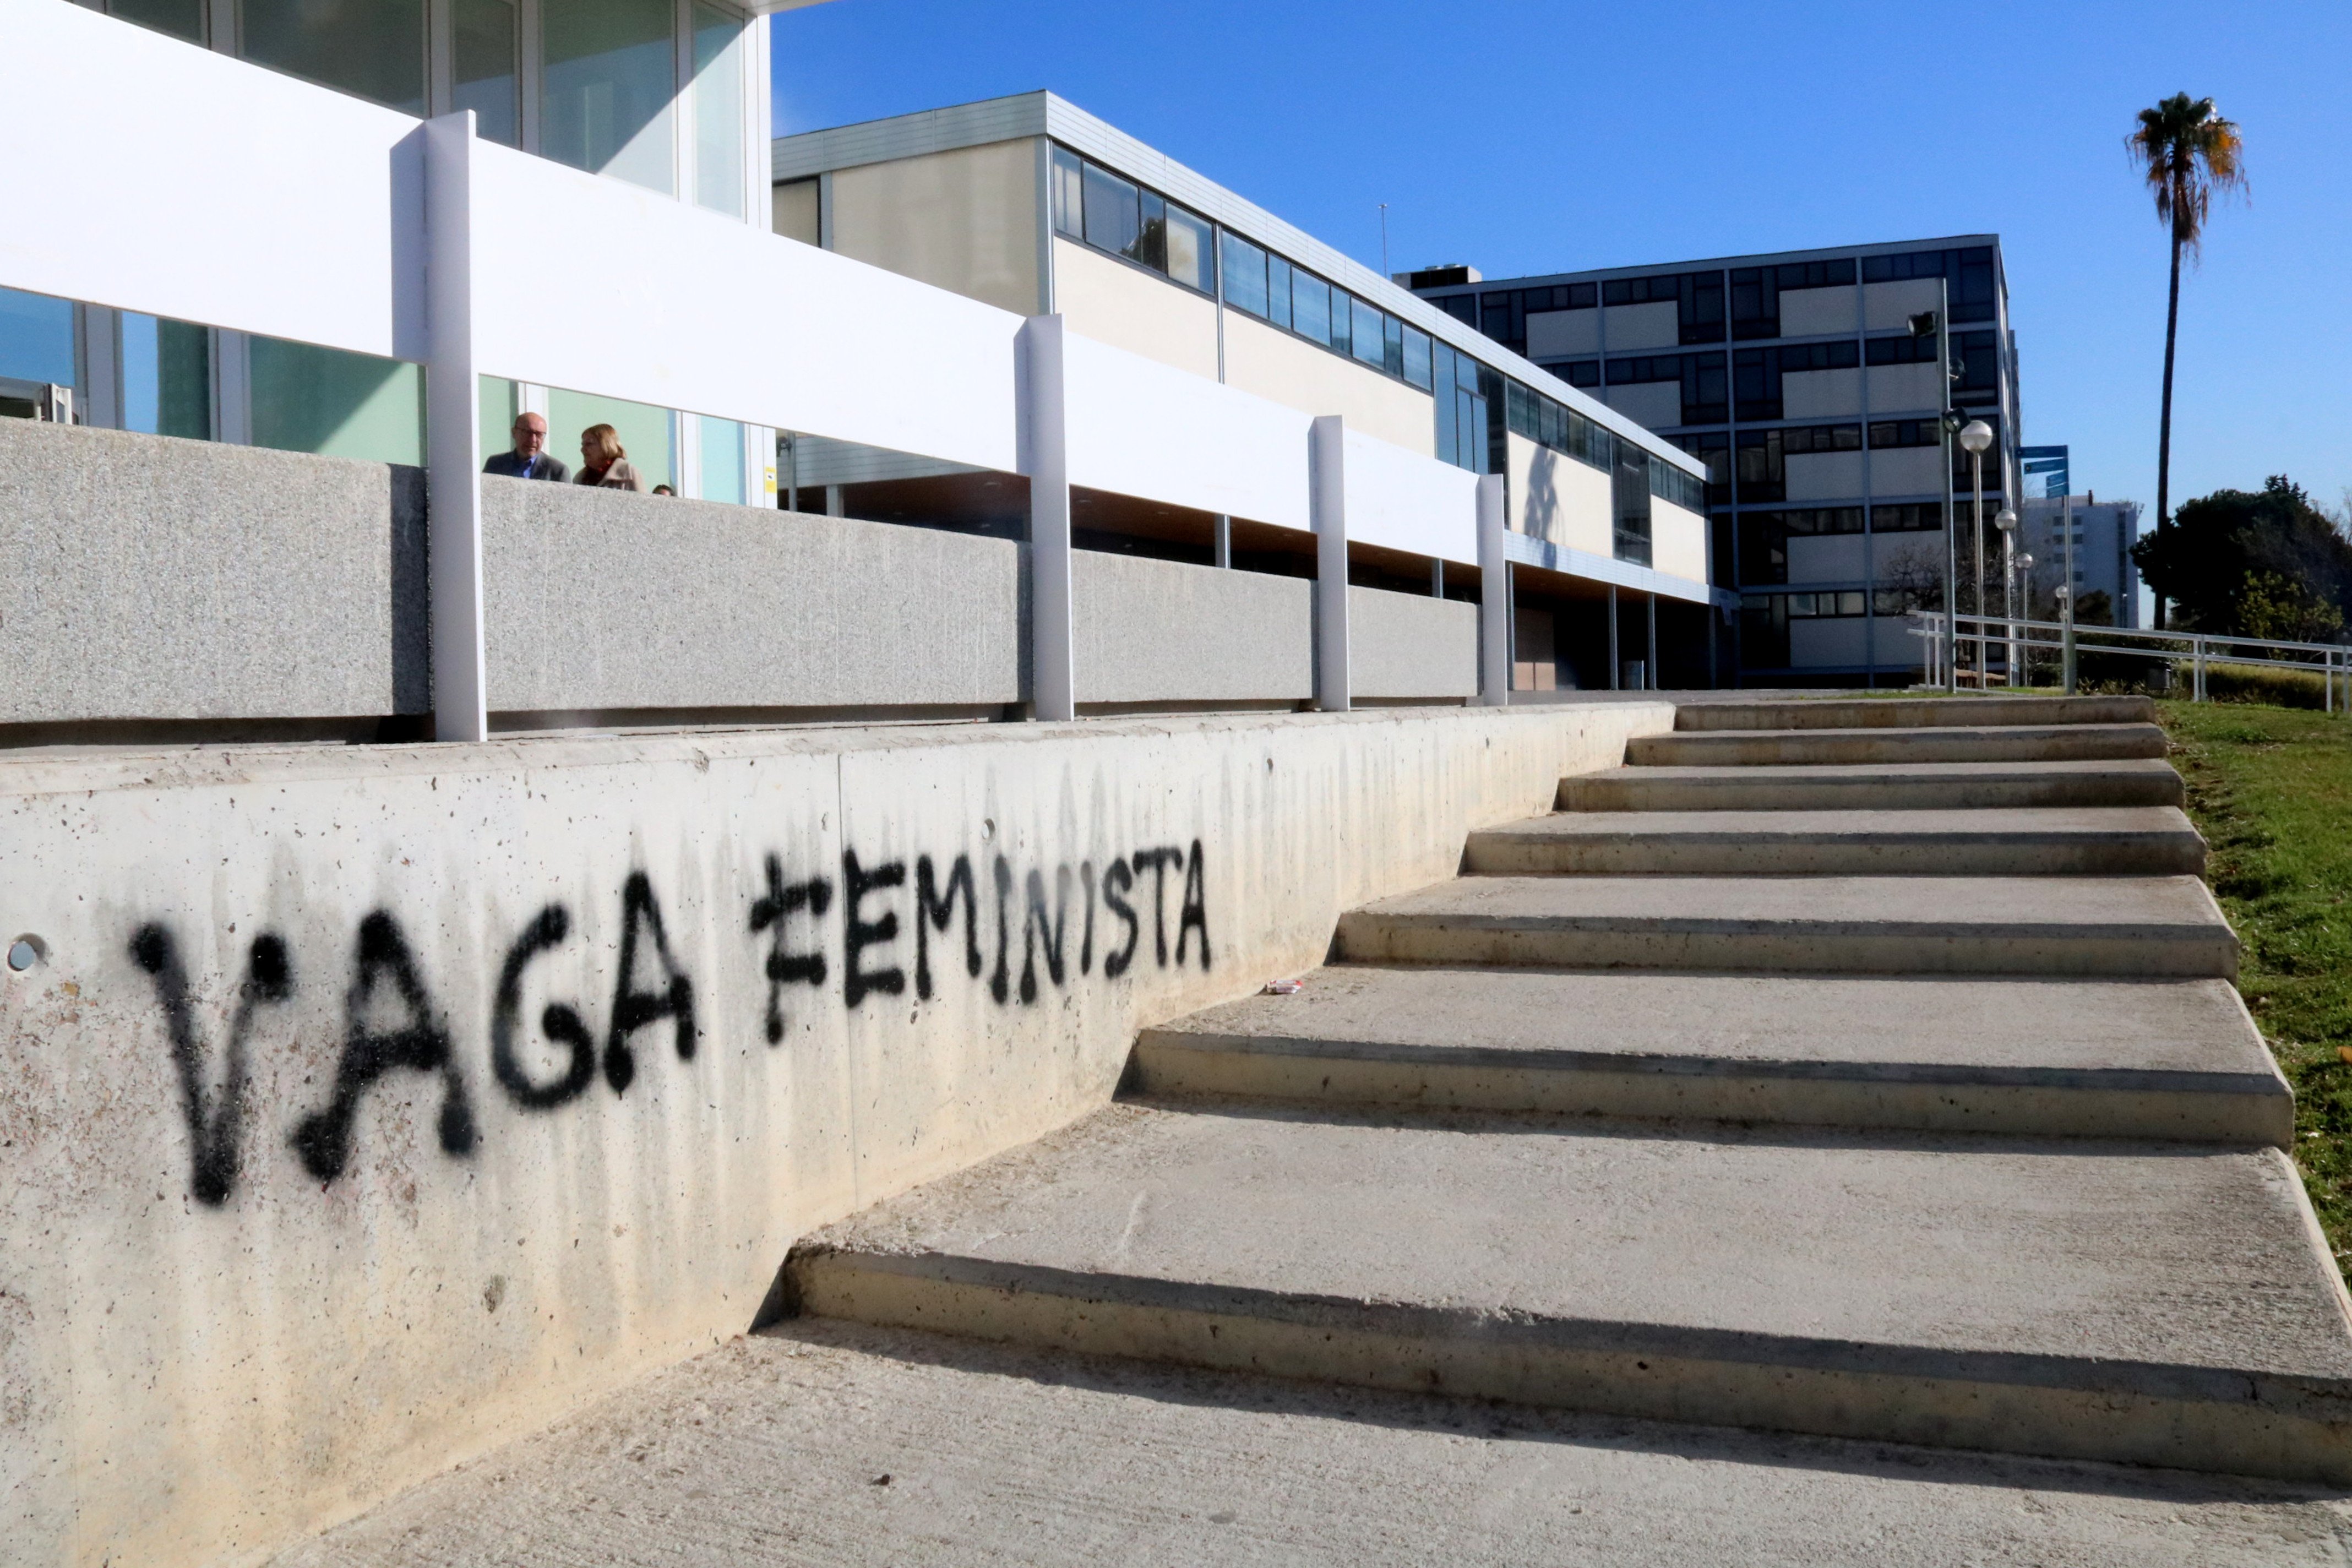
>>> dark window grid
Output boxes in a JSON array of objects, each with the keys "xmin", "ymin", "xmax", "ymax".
[
  {"xmin": 1218, "ymin": 225, "xmax": 1433, "ymax": 393},
  {"xmin": 1055, "ymin": 147, "xmax": 1216, "ymax": 299}
]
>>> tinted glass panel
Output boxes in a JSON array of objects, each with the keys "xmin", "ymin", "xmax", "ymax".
[
  {"xmin": 1264, "ymin": 255, "xmax": 1292, "ymax": 330},
  {"xmin": 1164, "ymin": 205, "xmax": 1212, "ymax": 292},
  {"xmin": 542, "ymin": 0, "xmax": 675, "ymax": 193},
  {"xmin": 1081, "ymin": 162, "xmax": 1141, "ymax": 258},
  {"xmin": 454, "ymin": 0, "xmax": 520, "ymax": 148},
  {"xmin": 690, "ymin": 3, "xmax": 744, "ymax": 216},
  {"xmin": 108, "ymin": 0, "xmax": 204, "ymax": 42},
  {"xmin": 0, "ymin": 286, "xmax": 75, "ymax": 386},
  {"xmin": 241, "ymin": 0, "xmax": 423, "ymax": 113},
  {"xmin": 1350, "ymin": 297, "xmax": 1385, "ymax": 366},
  {"xmin": 1221, "ymin": 231, "xmax": 1268, "ymax": 317},
  {"xmin": 1291, "ymin": 273, "xmax": 1331, "ymax": 346},
  {"xmin": 1050, "ymin": 148, "xmax": 1084, "ymax": 237},
  {"xmin": 1402, "ymin": 325, "xmax": 1433, "ymax": 390}
]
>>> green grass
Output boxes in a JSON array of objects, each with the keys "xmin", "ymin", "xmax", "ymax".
[{"xmin": 2159, "ymin": 700, "xmax": 2352, "ymax": 1270}]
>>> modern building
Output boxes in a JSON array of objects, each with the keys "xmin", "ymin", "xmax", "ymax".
[
  {"xmin": 2023, "ymin": 494, "xmax": 2144, "ymax": 629},
  {"xmin": 769, "ymin": 94, "xmax": 1727, "ymax": 689},
  {"xmin": 1408, "ymin": 239, "xmax": 2020, "ymax": 685}
]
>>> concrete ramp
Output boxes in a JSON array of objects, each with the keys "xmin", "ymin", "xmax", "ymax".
[{"xmin": 778, "ymin": 692, "xmax": 2352, "ymax": 1489}]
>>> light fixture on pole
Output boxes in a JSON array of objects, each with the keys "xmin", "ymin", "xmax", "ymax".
[{"xmin": 1958, "ymin": 419, "xmax": 1995, "ymax": 684}]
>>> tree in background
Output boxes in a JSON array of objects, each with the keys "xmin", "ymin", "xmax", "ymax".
[
  {"xmin": 2126, "ymin": 94, "xmax": 2247, "ymax": 629},
  {"xmin": 2132, "ymin": 476, "xmax": 2352, "ymax": 641}
]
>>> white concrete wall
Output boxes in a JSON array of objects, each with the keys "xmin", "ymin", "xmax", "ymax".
[
  {"xmin": 1651, "ymin": 497, "xmax": 1709, "ymax": 584},
  {"xmin": 1598, "ymin": 301, "xmax": 1678, "ymax": 352},
  {"xmin": 1864, "ymin": 278, "xmax": 1945, "ymax": 333},
  {"xmin": 1872, "ymin": 446, "xmax": 1946, "ymax": 498},
  {"xmin": 1062, "ymin": 334, "xmax": 1311, "ymax": 530},
  {"xmin": 1785, "ymin": 450, "xmax": 1865, "ymax": 503},
  {"xmin": 1525, "ymin": 308, "xmax": 1599, "ymax": 359},
  {"xmin": 1603, "ymin": 382, "xmax": 1680, "ymax": 430},
  {"xmin": 1782, "ymin": 368, "xmax": 1861, "ymax": 420},
  {"xmin": 1790, "ymin": 616, "xmax": 1869, "ymax": 666},
  {"xmin": 1788, "ymin": 533, "xmax": 1868, "ymax": 582},
  {"xmin": 1341, "ymin": 426, "xmax": 1479, "ymax": 565},
  {"xmin": 1347, "ymin": 587, "xmax": 1478, "ymax": 699},
  {"xmin": 1778, "ymin": 287, "xmax": 1858, "ymax": 337},
  {"xmin": 1508, "ymin": 431, "xmax": 1612, "ymax": 553},
  {"xmin": 830, "ymin": 139, "xmax": 1043, "ymax": 317},
  {"xmin": 1052, "ymin": 238, "xmax": 1219, "ymax": 381},
  {"xmin": 1868, "ymin": 362, "xmax": 1943, "ymax": 415},
  {"xmin": 0, "ymin": 0, "xmax": 426, "ymax": 362},
  {"xmin": 0, "ymin": 701, "xmax": 1672, "ymax": 1568},
  {"xmin": 1219, "ymin": 312, "xmax": 1435, "ymax": 457},
  {"xmin": 1071, "ymin": 553, "xmax": 1311, "ymax": 705}
]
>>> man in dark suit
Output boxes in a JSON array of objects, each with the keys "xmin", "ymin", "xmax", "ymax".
[{"xmin": 482, "ymin": 412, "xmax": 570, "ymax": 481}]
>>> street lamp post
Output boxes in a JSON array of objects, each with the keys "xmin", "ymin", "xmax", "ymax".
[
  {"xmin": 1996, "ymin": 508, "xmax": 2021, "ymax": 685},
  {"xmin": 2013, "ymin": 544, "xmax": 2033, "ymax": 687},
  {"xmin": 1957, "ymin": 420, "xmax": 1995, "ymax": 685}
]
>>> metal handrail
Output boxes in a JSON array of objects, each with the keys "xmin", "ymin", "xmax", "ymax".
[{"xmin": 1904, "ymin": 609, "xmax": 2351, "ymax": 709}]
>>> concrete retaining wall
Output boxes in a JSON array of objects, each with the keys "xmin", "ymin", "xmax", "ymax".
[
  {"xmin": 0, "ymin": 700, "xmax": 1669, "ymax": 1567},
  {"xmin": 0, "ymin": 420, "xmax": 428, "ymax": 725},
  {"xmin": 1072, "ymin": 552, "xmax": 1313, "ymax": 707},
  {"xmin": 1349, "ymin": 585, "xmax": 1479, "ymax": 700},
  {"xmin": 482, "ymin": 477, "xmax": 1026, "ymax": 718}
]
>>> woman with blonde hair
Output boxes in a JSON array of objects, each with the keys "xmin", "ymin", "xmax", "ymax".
[{"xmin": 574, "ymin": 423, "xmax": 648, "ymax": 492}]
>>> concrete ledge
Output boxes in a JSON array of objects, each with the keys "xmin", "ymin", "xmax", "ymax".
[
  {"xmin": 482, "ymin": 477, "xmax": 1026, "ymax": 713},
  {"xmin": 1336, "ymin": 874, "xmax": 2240, "ymax": 978},
  {"xmin": 1674, "ymin": 696, "xmax": 2157, "ymax": 732},
  {"xmin": 1626, "ymin": 724, "xmax": 2170, "ymax": 767},
  {"xmin": 1557, "ymin": 760, "xmax": 2188, "ymax": 813},
  {"xmin": 1072, "ymin": 552, "xmax": 1311, "ymax": 706},
  {"xmin": 1467, "ymin": 807, "xmax": 2208, "ymax": 876},
  {"xmin": 1348, "ymin": 585, "xmax": 1478, "ymax": 700},
  {"xmin": 0, "ymin": 420, "xmax": 428, "ymax": 723}
]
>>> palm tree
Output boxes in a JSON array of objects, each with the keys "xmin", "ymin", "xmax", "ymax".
[{"xmin": 2127, "ymin": 93, "xmax": 2246, "ymax": 628}]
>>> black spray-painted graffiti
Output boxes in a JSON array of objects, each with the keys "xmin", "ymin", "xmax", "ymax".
[{"xmin": 130, "ymin": 839, "xmax": 1210, "ymax": 1205}]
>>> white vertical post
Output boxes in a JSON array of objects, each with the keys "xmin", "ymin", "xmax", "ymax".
[
  {"xmin": 1213, "ymin": 514, "xmax": 1232, "ymax": 568},
  {"xmin": 1311, "ymin": 415, "xmax": 1349, "ymax": 712},
  {"xmin": 424, "ymin": 111, "xmax": 488, "ymax": 743},
  {"xmin": 1477, "ymin": 473, "xmax": 1509, "ymax": 706},
  {"xmin": 1022, "ymin": 314, "xmax": 1075, "ymax": 722}
]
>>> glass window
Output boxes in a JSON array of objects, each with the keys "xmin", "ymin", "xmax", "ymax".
[
  {"xmin": 250, "ymin": 338, "xmax": 422, "ymax": 465},
  {"xmin": 549, "ymin": 387, "xmax": 672, "ymax": 486},
  {"xmin": 1291, "ymin": 273, "xmax": 1330, "ymax": 346},
  {"xmin": 107, "ymin": 0, "xmax": 204, "ymax": 42},
  {"xmin": 1613, "ymin": 439, "xmax": 1653, "ymax": 565},
  {"xmin": 542, "ymin": 0, "xmax": 676, "ymax": 194},
  {"xmin": 1264, "ymin": 255, "xmax": 1293, "ymax": 331},
  {"xmin": 1164, "ymin": 205, "xmax": 1212, "ymax": 292},
  {"xmin": 692, "ymin": 3, "xmax": 745, "ymax": 217},
  {"xmin": 699, "ymin": 414, "xmax": 744, "ymax": 503},
  {"xmin": 478, "ymin": 375, "xmax": 518, "ymax": 467},
  {"xmin": 1134, "ymin": 192, "xmax": 1167, "ymax": 271},
  {"xmin": 1402, "ymin": 325, "xmax": 1432, "ymax": 390},
  {"xmin": 1050, "ymin": 147, "xmax": 1084, "ymax": 238},
  {"xmin": 122, "ymin": 314, "xmax": 212, "ymax": 440},
  {"xmin": 1349, "ymin": 297, "xmax": 1385, "ymax": 367},
  {"xmin": 0, "ymin": 287, "xmax": 75, "ymax": 387},
  {"xmin": 1081, "ymin": 162, "xmax": 1140, "ymax": 260},
  {"xmin": 1433, "ymin": 347, "xmax": 1458, "ymax": 466},
  {"xmin": 1220, "ymin": 231, "xmax": 1268, "ymax": 318},
  {"xmin": 239, "ymin": 0, "xmax": 424, "ymax": 114},
  {"xmin": 453, "ymin": 0, "xmax": 519, "ymax": 148},
  {"xmin": 1383, "ymin": 314, "xmax": 1404, "ymax": 378}
]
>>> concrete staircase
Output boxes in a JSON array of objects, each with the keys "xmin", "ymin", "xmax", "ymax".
[{"xmin": 780, "ymin": 695, "xmax": 2352, "ymax": 1485}]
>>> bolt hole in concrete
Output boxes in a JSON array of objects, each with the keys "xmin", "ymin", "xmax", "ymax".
[
  {"xmin": 8, "ymin": 935, "xmax": 45, "ymax": 972},
  {"xmin": 981, "ymin": 818, "xmax": 995, "ymax": 841}
]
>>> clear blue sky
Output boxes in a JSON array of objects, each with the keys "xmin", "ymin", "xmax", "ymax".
[{"xmin": 772, "ymin": 0, "xmax": 2350, "ymax": 516}]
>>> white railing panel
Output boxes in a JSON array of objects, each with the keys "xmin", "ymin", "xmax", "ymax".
[
  {"xmin": 1060, "ymin": 334, "xmax": 1312, "ymax": 530},
  {"xmin": 467, "ymin": 140, "xmax": 1024, "ymax": 474},
  {"xmin": 1342, "ymin": 426, "xmax": 1479, "ymax": 565},
  {"xmin": 0, "ymin": 0, "xmax": 424, "ymax": 360}
]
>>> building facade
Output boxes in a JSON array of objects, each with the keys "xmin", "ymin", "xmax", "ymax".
[
  {"xmin": 771, "ymin": 94, "xmax": 1727, "ymax": 689},
  {"xmin": 1410, "ymin": 239, "xmax": 2019, "ymax": 685},
  {"xmin": 2023, "ymin": 495, "xmax": 2144, "ymax": 629}
]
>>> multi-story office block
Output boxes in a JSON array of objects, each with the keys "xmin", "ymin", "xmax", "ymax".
[
  {"xmin": 2023, "ymin": 495, "xmax": 2144, "ymax": 629},
  {"xmin": 771, "ymin": 94, "xmax": 1726, "ymax": 688},
  {"xmin": 1409, "ymin": 239, "xmax": 2018, "ymax": 684}
]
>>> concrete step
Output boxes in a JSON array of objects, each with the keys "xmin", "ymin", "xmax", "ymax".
[
  {"xmin": 1626, "ymin": 723, "xmax": 2168, "ymax": 769},
  {"xmin": 782, "ymin": 1104, "xmax": 2352, "ymax": 1483},
  {"xmin": 1675, "ymin": 694, "xmax": 2156, "ymax": 732},
  {"xmin": 1558, "ymin": 758, "xmax": 2186, "ymax": 813},
  {"xmin": 1467, "ymin": 807, "xmax": 2206, "ymax": 876},
  {"xmin": 279, "ymin": 1321, "xmax": 2352, "ymax": 1567},
  {"xmin": 1131, "ymin": 967, "xmax": 2287, "ymax": 1145},
  {"xmin": 1333, "ymin": 874, "xmax": 2238, "ymax": 978}
]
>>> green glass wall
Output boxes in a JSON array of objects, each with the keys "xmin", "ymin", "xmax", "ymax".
[
  {"xmin": 548, "ymin": 387, "xmax": 672, "ymax": 484},
  {"xmin": 250, "ymin": 338, "xmax": 423, "ymax": 465}
]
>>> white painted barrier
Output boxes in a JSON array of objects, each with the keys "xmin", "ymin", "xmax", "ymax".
[
  {"xmin": 1342, "ymin": 424, "xmax": 1480, "ymax": 565},
  {"xmin": 1061, "ymin": 333, "xmax": 1311, "ymax": 531}
]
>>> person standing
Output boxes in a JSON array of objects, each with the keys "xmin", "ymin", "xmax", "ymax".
[
  {"xmin": 482, "ymin": 412, "xmax": 570, "ymax": 481},
  {"xmin": 574, "ymin": 423, "xmax": 647, "ymax": 492}
]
